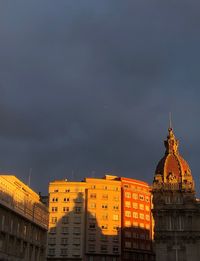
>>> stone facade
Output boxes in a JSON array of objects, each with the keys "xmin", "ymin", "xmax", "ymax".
[
  {"xmin": 152, "ymin": 128, "xmax": 200, "ymax": 261},
  {"xmin": 0, "ymin": 175, "xmax": 49, "ymax": 261}
]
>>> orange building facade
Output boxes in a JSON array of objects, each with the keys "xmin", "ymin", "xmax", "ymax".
[{"xmin": 120, "ymin": 177, "xmax": 154, "ymax": 261}]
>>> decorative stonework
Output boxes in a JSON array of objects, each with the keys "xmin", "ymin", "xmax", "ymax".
[{"xmin": 152, "ymin": 128, "xmax": 200, "ymax": 261}]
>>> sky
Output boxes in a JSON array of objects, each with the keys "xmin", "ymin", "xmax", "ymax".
[{"xmin": 1, "ymin": 0, "xmax": 200, "ymax": 194}]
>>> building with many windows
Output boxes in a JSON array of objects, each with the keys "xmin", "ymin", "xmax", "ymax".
[
  {"xmin": 152, "ymin": 128, "xmax": 200, "ymax": 261},
  {"xmin": 120, "ymin": 177, "xmax": 154, "ymax": 261},
  {"xmin": 47, "ymin": 175, "xmax": 154, "ymax": 260},
  {"xmin": 0, "ymin": 175, "xmax": 49, "ymax": 261},
  {"xmin": 48, "ymin": 180, "xmax": 88, "ymax": 260},
  {"xmin": 85, "ymin": 176, "xmax": 121, "ymax": 261}
]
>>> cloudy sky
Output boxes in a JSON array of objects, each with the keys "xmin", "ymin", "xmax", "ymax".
[{"xmin": 1, "ymin": 0, "xmax": 200, "ymax": 194}]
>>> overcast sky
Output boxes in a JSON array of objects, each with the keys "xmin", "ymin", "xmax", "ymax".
[{"xmin": 1, "ymin": 0, "xmax": 200, "ymax": 194}]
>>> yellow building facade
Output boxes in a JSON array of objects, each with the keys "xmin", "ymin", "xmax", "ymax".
[
  {"xmin": 85, "ymin": 176, "xmax": 121, "ymax": 260},
  {"xmin": 47, "ymin": 175, "xmax": 153, "ymax": 261},
  {"xmin": 48, "ymin": 180, "xmax": 88, "ymax": 260},
  {"xmin": 0, "ymin": 175, "xmax": 48, "ymax": 261}
]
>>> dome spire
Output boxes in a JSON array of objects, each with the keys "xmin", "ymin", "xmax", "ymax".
[
  {"xmin": 169, "ymin": 112, "xmax": 172, "ymax": 129},
  {"xmin": 163, "ymin": 113, "xmax": 179, "ymax": 154}
]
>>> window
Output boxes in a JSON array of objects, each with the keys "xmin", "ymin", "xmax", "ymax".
[
  {"xmin": 73, "ymin": 238, "xmax": 80, "ymax": 245},
  {"xmin": 145, "ymin": 196, "xmax": 149, "ymax": 202},
  {"xmin": 145, "ymin": 205, "xmax": 150, "ymax": 211},
  {"xmin": 89, "ymin": 223, "xmax": 96, "ymax": 229},
  {"xmin": 49, "ymin": 227, "xmax": 56, "ymax": 234},
  {"xmin": 73, "ymin": 227, "xmax": 80, "ymax": 234},
  {"xmin": 146, "ymin": 215, "xmax": 150, "ymax": 221},
  {"xmin": 132, "ymin": 193, "xmax": 138, "ymax": 199},
  {"xmin": 125, "ymin": 241, "xmax": 131, "ymax": 248},
  {"xmin": 140, "ymin": 234, "xmax": 145, "ymax": 239},
  {"xmin": 125, "ymin": 231, "xmax": 131, "ymax": 238},
  {"xmin": 139, "ymin": 204, "xmax": 144, "ymax": 210},
  {"xmin": 90, "ymin": 193, "xmax": 96, "ymax": 199},
  {"xmin": 52, "ymin": 207, "xmax": 58, "ymax": 212},
  {"xmin": 133, "ymin": 202, "xmax": 138, "ymax": 209},
  {"xmin": 48, "ymin": 238, "xmax": 56, "ymax": 245},
  {"xmin": 113, "ymin": 225, "xmax": 119, "ymax": 231},
  {"xmin": 48, "ymin": 248, "xmax": 55, "ymax": 256},
  {"xmin": 146, "ymin": 224, "xmax": 150, "ymax": 229},
  {"xmin": 113, "ymin": 246, "xmax": 119, "ymax": 253},
  {"xmin": 133, "ymin": 222, "xmax": 138, "ymax": 227},
  {"xmin": 133, "ymin": 212, "xmax": 138, "ymax": 218},
  {"xmin": 51, "ymin": 217, "xmax": 57, "ymax": 224},
  {"xmin": 140, "ymin": 213, "xmax": 144, "ymax": 220},
  {"xmin": 125, "ymin": 201, "xmax": 131, "ymax": 208},
  {"xmin": 125, "ymin": 192, "xmax": 131, "ymax": 198},
  {"xmin": 101, "ymin": 235, "xmax": 108, "ymax": 241},
  {"xmin": 52, "ymin": 198, "xmax": 58, "ymax": 202},
  {"xmin": 75, "ymin": 207, "xmax": 81, "ymax": 213},
  {"xmin": 62, "ymin": 217, "xmax": 69, "ymax": 224},
  {"xmin": 140, "ymin": 223, "xmax": 144, "ymax": 228},
  {"xmin": 103, "ymin": 186, "xmax": 108, "ymax": 190},
  {"xmin": 65, "ymin": 189, "xmax": 70, "ymax": 192},
  {"xmin": 102, "ymin": 214, "xmax": 108, "ymax": 220},
  {"xmin": 63, "ymin": 207, "xmax": 69, "ymax": 212},
  {"xmin": 90, "ymin": 203, "xmax": 96, "ymax": 209},
  {"xmin": 60, "ymin": 248, "xmax": 68, "ymax": 256},
  {"xmin": 101, "ymin": 245, "xmax": 108, "ymax": 252},
  {"xmin": 113, "ymin": 205, "xmax": 119, "ymax": 210},
  {"xmin": 125, "ymin": 220, "xmax": 131, "ymax": 227},
  {"xmin": 88, "ymin": 244, "xmax": 95, "ymax": 252},
  {"xmin": 61, "ymin": 238, "xmax": 68, "ymax": 245},
  {"xmin": 61, "ymin": 227, "xmax": 68, "ymax": 234},
  {"xmin": 102, "ymin": 204, "xmax": 108, "ymax": 209},
  {"xmin": 113, "ymin": 214, "xmax": 119, "ymax": 221},
  {"xmin": 89, "ymin": 234, "xmax": 96, "ymax": 241},
  {"xmin": 64, "ymin": 198, "xmax": 70, "ymax": 202},
  {"xmin": 90, "ymin": 212, "xmax": 96, "ymax": 219},
  {"xmin": 74, "ymin": 217, "xmax": 81, "ymax": 223},
  {"xmin": 113, "ymin": 236, "xmax": 119, "ymax": 242},
  {"xmin": 114, "ymin": 196, "xmax": 119, "ymax": 201},
  {"xmin": 139, "ymin": 195, "xmax": 144, "ymax": 201},
  {"xmin": 54, "ymin": 189, "xmax": 58, "ymax": 192},
  {"xmin": 102, "ymin": 194, "xmax": 108, "ymax": 199},
  {"xmin": 101, "ymin": 224, "xmax": 108, "ymax": 230},
  {"xmin": 125, "ymin": 211, "xmax": 131, "ymax": 217}
]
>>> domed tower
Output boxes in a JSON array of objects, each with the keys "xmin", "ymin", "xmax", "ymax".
[{"xmin": 152, "ymin": 128, "xmax": 200, "ymax": 261}]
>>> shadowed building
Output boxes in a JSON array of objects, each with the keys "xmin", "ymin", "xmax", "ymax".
[
  {"xmin": 0, "ymin": 175, "xmax": 49, "ymax": 261},
  {"xmin": 152, "ymin": 128, "xmax": 200, "ymax": 261}
]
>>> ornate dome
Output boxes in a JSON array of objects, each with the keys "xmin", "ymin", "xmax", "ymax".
[{"xmin": 153, "ymin": 128, "xmax": 194, "ymax": 191}]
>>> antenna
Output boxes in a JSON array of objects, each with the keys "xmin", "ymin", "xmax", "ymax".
[
  {"xmin": 28, "ymin": 168, "xmax": 32, "ymax": 187},
  {"xmin": 169, "ymin": 112, "xmax": 172, "ymax": 129}
]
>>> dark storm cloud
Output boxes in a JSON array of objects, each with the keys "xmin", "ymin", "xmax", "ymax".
[{"xmin": 1, "ymin": 0, "xmax": 200, "ymax": 193}]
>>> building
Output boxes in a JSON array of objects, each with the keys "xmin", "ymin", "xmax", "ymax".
[
  {"xmin": 48, "ymin": 180, "xmax": 88, "ymax": 260},
  {"xmin": 120, "ymin": 177, "xmax": 154, "ymax": 261},
  {"xmin": 152, "ymin": 127, "xmax": 200, "ymax": 261},
  {"xmin": 85, "ymin": 176, "xmax": 121, "ymax": 261},
  {"xmin": 47, "ymin": 175, "xmax": 154, "ymax": 260},
  {"xmin": 0, "ymin": 175, "xmax": 49, "ymax": 261}
]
